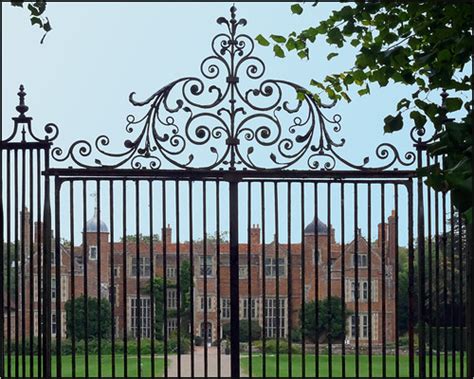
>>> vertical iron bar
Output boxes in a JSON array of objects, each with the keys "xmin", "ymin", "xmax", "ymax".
[
  {"xmin": 314, "ymin": 183, "xmax": 319, "ymax": 377},
  {"xmin": 189, "ymin": 181, "xmax": 195, "ymax": 378},
  {"xmin": 327, "ymin": 183, "xmax": 332, "ymax": 378},
  {"xmin": 426, "ymin": 150, "xmax": 433, "ymax": 378},
  {"xmin": 203, "ymin": 181, "xmax": 209, "ymax": 377},
  {"xmin": 82, "ymin": 180, "xmax": 89, "ymax": 377},
  {"xmin": 394, "ymin": 184, "xmax": 400, "ymax": 378},
  {"xmin": 287, "ymin": 182, "xmax": 292, "ymax": 378},
  {"xmin": 110, "ymin": 180, "xmax": 115, "ymax": 378},
  {"xmin": 216, "ymin": 180, "xmax": 222, "ymax": 378},
  {"xmin": 442, "ymin": 192, "xmax": 448, "ymax": 377},
  {"xmin": 149, "ymin": 180, "xmax": 155, "ymax": 378},
  {"xmin": 122, "ymin": 180, "xmax": 128, "ymax": 377},
  {"xmin": 42, "ymin": 154, "xmax": 52, "ymax": 378},
  {"xmin": 14, "ymin": 149, "xmax": 19, "ymax": 377},
  {"xmin": 21, "ymin": 148, "xmax": 26, "ymax": 377},
  {"xmin": 381, "ymin": 183, "xmax": 387, "ymax": 378},
  {"xmin": 246, "ymin": 181, "xmax": 252, "ymax": 378},
  {"xmin": 458, "ymin": 211, "xmax": 464, "ymax": 378},
  {"xmin": 408, "ymin": 179, "xmax": 415, "ymax": 378},
  {"xmin": 354, "ymin": 183, "xmax": 359, "ymax": 378},
  {"xmin": 176, "ymin": 180, "xmax": 182, "ymax": 378},
  {"xmin": 340, "ymin": 183, "xmax": 346, "ymax": 378},
  {"xmin": 300, "ymin": 182, "xmax": 305, "ymax": 378},
  {"xmin": 36, "ymin": 149, "xmax": 42, "ymax": 377},
  {"xmin": 135, "ymin": 180, "xmax": 141, "ymax": 378},
  {"xmin": 97, "ymin": 180, "xmax": 102, "ymax": 377},
  {"xmin": 5, "ymin": 149, "xmax": 11, "ymax": 379},
  {"xmin": 55, "ymin": 178, "xmax": 61, "ymax": 377},
  {"xmin": 261, "ymin": 182, "xmax": 266, "ymax": 378},
  {"xmin": 70, "ymin": 181, "xmax": 76, "ymax": 377},
  {"xmin": 434, "ymin": 160, "xmax": 441, "ymax": 377},
  {"xmin": 450, "ymin": 201, "xmax": 456, "ymax": 378},
  {"xmin": 229, "ymin": 179, "xmax": 240, "ymax": 379},
  {"xmin": 416, "ymin": 145, "xmax": 426, "ymax": 378},
  {"xmin": 0, "ymin": 139, "xmax": 4, "ymax": 379},
  {"xmin": 28, "ymin": 150, "xmax": 34, "ymax": 377},
  {"xmin": 367, "ymin": 183, "xmax": 373, "ymax": 378},
  {"xmin": 274, "ymin": 182, "xmax": 280, "ymax": 378},
  {"xmin": 162, "ymin": 180, "xmax": 168, "ymax": 378}
]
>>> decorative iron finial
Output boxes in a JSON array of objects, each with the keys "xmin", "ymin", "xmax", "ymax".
[
  {"xmin": 16, "ymin": 84, "xmax": 29, "ymax": 118},
  {"xmin": 230, "ymin": 4, "xmax": 237, "ymax": 21}
]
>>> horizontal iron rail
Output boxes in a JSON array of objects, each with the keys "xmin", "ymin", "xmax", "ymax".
[{"xmin": 44, "ymin": 168, "xmax": 417, "ymax": 181}]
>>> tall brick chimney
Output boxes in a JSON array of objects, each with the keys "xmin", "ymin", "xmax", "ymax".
[
  {"xmin": 21, "ymin": 207, "xmax": 31, "ymax": 250},
  {"xmin": 250, "ymin": 224, "xmax": 260, "ymax": 247},
  {"xmin": 162, "ymin": 224, "xmax": 172, "ymax": 244}
]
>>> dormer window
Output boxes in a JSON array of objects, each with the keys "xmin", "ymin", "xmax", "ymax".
[
  {"xmin": 89, "ymin": 246, "xmax": 97, "ymax": 260},
  {"xmin": 352, "ymin": 253, "xmax": 368, "ymax": 268}
]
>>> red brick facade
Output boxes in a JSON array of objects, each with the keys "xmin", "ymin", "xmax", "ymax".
[{"xmin": 11, "ymin": 207, "xmax": 397, "ymax": 346}]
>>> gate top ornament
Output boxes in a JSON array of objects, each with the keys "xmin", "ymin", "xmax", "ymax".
[{"xmin": 52, "ymin": 5, "xmax": 415, "ymax": 171}]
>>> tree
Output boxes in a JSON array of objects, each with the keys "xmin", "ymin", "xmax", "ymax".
[
  {"xmin": 10, "ymin": 1, "xmax": 52, "ymax": 43},
  {"xmin": 65, "ymin": 295, "xmax": 112, "ymax": 340},
  {"xmin": 147, "ymin": 259, "xmax": 193, "ymax": 339},
  {"xmin": 257, "ymin": 2, "xmax": 472, "ymax": 223},
  {"xmin": 222, "ymin": 319, "xmax": 262, "ymax": 342},
  {"xmin": 300, "ymin": 296, "xmax": 351, "ymax": 342}
]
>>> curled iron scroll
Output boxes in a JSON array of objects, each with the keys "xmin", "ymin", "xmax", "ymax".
[{"xmin": 51, "ymin": 6, "xmax": 415, "ymax": 171}]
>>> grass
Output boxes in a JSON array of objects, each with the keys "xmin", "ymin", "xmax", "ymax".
[
  {"xmin": 241, "ymin": 354, "xmax": 467, "ymax": 377},
  {"xmin": 4, "ymin": 354, "xmax": 166, "ymax": 377}
]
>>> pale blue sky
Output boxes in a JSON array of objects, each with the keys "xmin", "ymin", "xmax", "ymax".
[{"xmin": 3, "ymin": 2, "xmax": 447, "ymax": 246}]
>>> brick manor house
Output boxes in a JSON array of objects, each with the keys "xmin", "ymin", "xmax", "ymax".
[{"xmin": 10, "ymin": 206, "xmax": 397, "ymax": 346}]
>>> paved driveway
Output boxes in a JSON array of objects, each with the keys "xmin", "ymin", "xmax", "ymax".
[{"xmin": 168, "ymin": 346, "xmax": 247, "ymax": 377}]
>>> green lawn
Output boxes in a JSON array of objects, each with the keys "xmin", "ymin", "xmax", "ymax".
[
  {"xmin": 4, "ymin": 354, "xmax": 166, "ymax": 377},
  {"xmin": 241, "ymin": 354, "xmax": 466, "ymax": 377}
]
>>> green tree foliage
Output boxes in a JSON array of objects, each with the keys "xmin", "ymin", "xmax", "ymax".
[
  {"xmin": 222, "ymin": 319, "xmax": 262, "ymax": 342},
  {"xmin": 10, "ymin": 1, "xmax": 51, "ymax": 43},
  {"xmin": 147, "ymin": 259, "xmax": 193, "ymax": 339},
  {"xmin": 300, "ymin": 296, "xmax": 351, "ymax": 342},
  {"xmin": 257, "ymin": 2, "xmax": 472, "ymax": 222},
  {"xmin": 65, "ymin": 295, "xmax": 112, "ymax": 340}
]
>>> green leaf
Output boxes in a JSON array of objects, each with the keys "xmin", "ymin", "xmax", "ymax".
[
  {"xmin": 255, "ymin": 34, "xmax": 270, "ymax": 46},
  {"xmin": 327, "ymin": 52, "xmax": 339, "ymax": 61},
  {"xmin": 445, "ymin": 97, "xmax": 463, "ymax": 112},
  {"xmin": 383, "ymin": 112, "xmax": 403, "ymax": 133},
  {"xmin": 291, "ymin": 3, "xmax": 303, "ymax": 15},
  {"xmin": 397, "ymin": 98, "xmax": 411, "ymax": 111},
  {"xmin": 297, "ymin": 49, "xmax": 308, "ymax": 59},
  {"xmin": 270, "ymin": 34, "xmax": 286, "ymax": 44},
  {"xmin": 285, "ymin": 38, "xmax": 296, "ymax": 51},
  {"xmin": 10, "ymin": 1, "xmax": 24, "ymax": 7},
  {"xmin": 273, "ymin": 45, "xmax": 285, "ymax": 58},
  {"xmin": 350, "ymin": 39, "xmax": 360, "ymax": 47},
  {"xmin": 296, "ymin": 91, "xmax": 306, "ymax": 101},
  {"xmin": 409, "ymin": 110, "xmax": 427, "ymax": 129},
  {"xmin": 437, "ymin": 49, "xmax": 452, "ymax": 62},
  {"xmin": 341, "ymin": 92, "xmax": 352, "ymax": 102}
]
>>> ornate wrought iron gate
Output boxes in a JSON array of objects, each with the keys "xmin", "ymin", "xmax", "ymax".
[{"xmin": 1, "ymin": 6, "xmax": 470, "ymax": 378}]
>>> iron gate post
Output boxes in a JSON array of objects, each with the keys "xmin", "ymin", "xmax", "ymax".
[
  {"xmin": 416, "ymin": 143, "xmax": 426, "ymax": 378},
  {"xmin": 42, "ymin": 154, "xmax": 52, "ymax": 378},
  {"xmin": 467, "ymin": 225, "xmax": 473, "ymax": 379},
  {"xmin": 229, "ymin": 179, "xmax": 240, "ymax": 378}
]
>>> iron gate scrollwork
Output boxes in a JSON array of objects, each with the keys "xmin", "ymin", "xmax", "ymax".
[
  {"xmin": 1, "ymin": 5, "xmax": 470, "ymax": 379},
  {"xmin": 51, "ymin": 6, "xmax": 414, "ymax": 172}
]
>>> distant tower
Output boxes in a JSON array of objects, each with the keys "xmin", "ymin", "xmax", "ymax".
[{"xmin": 83, "ymin": 193, "xmax": 110, "ymax": 292}]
